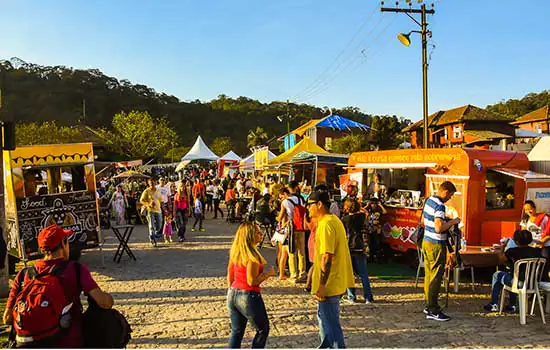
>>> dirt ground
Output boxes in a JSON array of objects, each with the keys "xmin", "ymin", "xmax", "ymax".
[{"xmin": 78, "ymin": 217, "xmax": 550, "ymax": 348}]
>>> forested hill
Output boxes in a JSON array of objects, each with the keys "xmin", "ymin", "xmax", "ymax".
[
  {"xmin": 486, "ymin": 90, "xmax": 550, "ymax": 118},
  {"xmin": 0, "ymin": 58, "xmax": 379, "ymax": 155}
]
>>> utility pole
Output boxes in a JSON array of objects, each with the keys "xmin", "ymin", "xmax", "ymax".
[{"xmin": 381, "ymin": 1, "xmax": 435, "ymax": 149}]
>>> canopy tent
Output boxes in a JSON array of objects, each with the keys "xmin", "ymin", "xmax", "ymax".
[
  {"xmin": 269, "ymin": 137, "xmax": 328, "ymax": 166},
  {"xmin": 218, "ymin": 151, "xmax": 242, "ymax": 178},
  {"xmin": 289, "ymin": 115, "xmax": 370, "ymax": 138},
  {"xmin": 315, "ymin": 114, "xmax": 370, "ymax": 131},
  {"xmin": 181, "ymin": 136, "xmax": 219, "ymax": 161},
  {"xmin": 238, "ymin": 151, "xmax": 276, "ymax": 174},
  {"xmin": 113, "ymin": 170, "xmax": 150, "ymax": 179},
  {"xmin": 290, "ymin": 151, "xmax": 349, "ymax": 165},
  {"xmin": 516, "ymin": 129, "xmax": 548, "ymax": 139},
  {"xmin": 219, "ymin": 151, "xmax": 242, "ymax": 162},
  {"xmin": 529, "ymin": 136, "xmax": 550, "ymax": 161},
  {"xmin": 175, "ymin": 160, "xmax": 191, "ymax": 172}
]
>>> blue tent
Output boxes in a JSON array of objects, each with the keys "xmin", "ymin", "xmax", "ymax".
[{"xmin": 315, "ymin": 114, "xmax": 370, "ymax": 131}]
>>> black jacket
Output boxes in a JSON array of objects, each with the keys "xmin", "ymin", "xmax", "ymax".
[{"xmin": 341, "ymin": 212, "xmax": 366, "ymax": 254}]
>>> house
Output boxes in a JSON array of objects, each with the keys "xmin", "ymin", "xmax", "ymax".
[
  {"xmin": 511, "ymin": 105, "xmax": 550, "ymax": 135},
  {"xmin": 403, "ymin": 105, "xmax": 515, "ymax": 149}
]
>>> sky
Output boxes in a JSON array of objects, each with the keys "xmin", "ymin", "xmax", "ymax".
[{"xmin": 1, "ymin": 0, "xmax": 549, "ymax": 122}]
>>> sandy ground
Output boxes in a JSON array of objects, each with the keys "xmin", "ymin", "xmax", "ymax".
[{"xmin": 80, "ymin": 216, "xmax": 550, "ymax": 348}]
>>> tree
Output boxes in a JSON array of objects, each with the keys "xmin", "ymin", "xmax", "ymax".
[
  {"xmin": 163, "ymin": 146, "xmax": 190, "ymax": 163},
  {"xmin": 210, "ymin": 137, "xmax": 234, "ymax": 157},
  {"xmin": 331, "ymin": 134, "xmax": 370, "ymax": 154},
  {"xmin": 247, "ymin": 127, "xmax": 269, "ymax": 149},
  {"xmin": 98, "ymin": 111, "xmax": 178, "ymax": 159},
  {"xmin": 15, "ymin": 121, "xmax": 83, "ymax": 146},
  {"xmin": 370, "ymin": 115, "xmax": 411, "ymax": 150}
]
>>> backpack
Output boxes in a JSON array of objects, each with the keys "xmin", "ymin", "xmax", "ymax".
[
  {"xmin": 12, "ymin": 261, "xmax": 77, "ymax": 347},
  {"xmin": 289, "ymin": 197, "xmax": 306, "ymax": 231},
  {"xmin": 82, "ymin": 296, "xmax": 132, "ymax": 348}
]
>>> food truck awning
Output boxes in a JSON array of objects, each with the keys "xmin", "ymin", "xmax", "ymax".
[
  {"xmin": 490, "ymin": 167, "xmax": 550, "ymax": 182},
  {"xmin": 354, "ymin": 162, "xmax": 437, "ymax": 169}
]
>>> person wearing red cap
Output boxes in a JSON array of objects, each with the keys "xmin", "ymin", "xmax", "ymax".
[{"xmin": 3, "ymin": 225, "xmax": 114, "ymax": 348}]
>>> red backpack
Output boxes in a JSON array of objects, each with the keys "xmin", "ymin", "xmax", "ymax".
[
  {"xmin": 12, "ymin": 262, "xmax": 76, "ymax": 347},
  {"xmin": 289, "ymin": 198, "xmax": 306, "ymax": 231}
]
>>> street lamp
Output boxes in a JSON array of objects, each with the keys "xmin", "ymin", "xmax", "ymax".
[{"xmin": 383, "ymin": 2, "xmax": 434, "ymax": 149}]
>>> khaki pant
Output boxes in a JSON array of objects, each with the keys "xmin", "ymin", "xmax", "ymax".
[
  {"xmin": 422, "ymin": 239, "xmax": 446, "ymax": 314},
  {"xmin": 288, "ymin": 230, "xmax": 306, "ymax": 279}
]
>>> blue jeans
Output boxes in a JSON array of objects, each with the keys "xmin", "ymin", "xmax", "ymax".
[
  {"xmin": 317, "ymin": 296, "xmax": 345, "ymax": 349},
  {"xmin": 147, "ymin": 212, "xmax": 163, "ymax": 242},
  {"xmin": 346, "ymin": 254, "xmax": 373, "ymax": 302},
  {"xmin": 491, "ymin": 271, "xmax": 517, "ymax": 306},
  {"xmin": 227, "ymin": 288, "xmax": 269, "ymax": 348}
]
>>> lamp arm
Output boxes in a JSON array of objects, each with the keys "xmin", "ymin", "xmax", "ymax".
[{"xmin": 405, "ymin": 12, "xmax": 422, "ymax": 27}]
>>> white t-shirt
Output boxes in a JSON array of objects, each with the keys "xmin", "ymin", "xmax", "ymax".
[{"xmin": 156, "ymin": 184, "xmax": 170, "ymax": 204}]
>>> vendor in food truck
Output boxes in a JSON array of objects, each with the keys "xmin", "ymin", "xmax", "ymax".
[{"xmin": 366, "ymin": 173, "xmax": 387, "ymax": 201}]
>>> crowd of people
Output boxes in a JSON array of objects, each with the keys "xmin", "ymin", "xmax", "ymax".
[{"xmin": 4, "ymin": 163, "xmax": 550, "ymax": 348}]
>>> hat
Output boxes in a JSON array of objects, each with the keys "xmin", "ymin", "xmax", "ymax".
[
  {"xmin": 38, "ymin": 225, "xmax": 72, "ymax": 251},
  {"xmin": 307, "ymin": 189, "xmax": 331, "ymax": 206}
]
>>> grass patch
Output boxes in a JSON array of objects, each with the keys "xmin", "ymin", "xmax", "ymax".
[{"xmin": 367, "ymin": 263, "xmax": 417, "ymax": 280}]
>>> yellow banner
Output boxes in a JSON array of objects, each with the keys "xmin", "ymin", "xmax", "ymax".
[{"xmin": 254, "ymin": 147, "xmax": 269, "ymax": 170}]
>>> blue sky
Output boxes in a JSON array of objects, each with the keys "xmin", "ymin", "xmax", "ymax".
[{"xmin": 1, "ymin": 0, "xmax": 549, "ymax": 121}]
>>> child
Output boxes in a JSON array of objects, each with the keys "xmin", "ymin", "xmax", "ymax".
[
  {"xmin": 192, "ymin": 197, "xmax": 205, "ymax": 232},
  {"xmin": 163, "ymin": 214, "xmax": 173, "ymax": 243}
]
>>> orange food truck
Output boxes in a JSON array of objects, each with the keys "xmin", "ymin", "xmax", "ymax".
[
  {"xmin": 347, "ymin": 148, "xmax": 550, "ymax": 260},
  {"xmin": 3, "ymin": 143, "xmax": 101, "ymax": 261}
]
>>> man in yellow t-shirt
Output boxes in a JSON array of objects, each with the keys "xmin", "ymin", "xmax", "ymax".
[
  {"xmin": 308, "ymin": 187, "xmax": 354, "ymax": 349},
  {"xmin": 140, "ymin": 178, "xmax": 163, "ymax": 246}
]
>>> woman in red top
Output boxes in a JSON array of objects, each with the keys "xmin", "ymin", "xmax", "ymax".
[
  {"xmin": 227, "ymin": 222, "xmax": 275, "ymax": 348},
  {"xmin": 173, "ymin": 183, "xmax": 190, "ymax": 242}
]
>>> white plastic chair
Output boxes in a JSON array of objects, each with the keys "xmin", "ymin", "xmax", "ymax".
[
  {"xmin": 499, "ymin": 258, "xmax": 546, "ymax": 325},
  {"xmin": 415, "ymin": 247, "xmax": 424, "ymax": 288},
  {"xmin": 538, "ymin": 281, "xmax": 550, "ymax": 313}
]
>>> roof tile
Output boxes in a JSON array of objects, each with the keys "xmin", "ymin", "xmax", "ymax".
[{"xmin": 511, "ymin": 105, "xmax": 550, "ymax": 125}]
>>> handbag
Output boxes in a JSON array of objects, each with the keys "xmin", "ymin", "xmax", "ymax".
[
  {"xmin": 271, "ymin": 223, "xmax": 288, "ymax": 245},
  {"xmin": 410, "ymin": 199, "xmax": 427, "ymax": 247}
]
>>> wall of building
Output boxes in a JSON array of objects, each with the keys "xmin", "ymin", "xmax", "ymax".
[
  {"xmin": 315, "ymin": 128, "xmax": 350, "ymax": 151},
  {"xmin": 514, "ymin": 120, "xmax": 550, "ymax": 134}
]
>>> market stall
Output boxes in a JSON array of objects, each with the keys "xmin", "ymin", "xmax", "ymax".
[
  {"xmin": 266, "ymin": 137, "xmax": 328, "ymax": 182},
  {"xmin": 347, "ymin": 148, "xmax": 550, "ymax": 258},
  {"xmin": 288, "ymin": 151, "xmax": 348, "ymax": 189},
  {"xmin": 3, "ymin": 143, "xmax": 101, "ymax": 260},
  {"xmin": 218, "ymin": 150, "xmax": 242, "ymax": 178}
]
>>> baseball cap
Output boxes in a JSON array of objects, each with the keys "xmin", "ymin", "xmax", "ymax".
[
  {"xmin": 307, "ymin": 189, "xmax": 331, "ymax": 206},
  {"xmin": 38, "ymin": 225, "xmax": 72, "ymax": 252}
]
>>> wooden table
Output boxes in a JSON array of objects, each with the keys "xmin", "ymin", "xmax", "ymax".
[{"xmin": 452, "ymin": 246, "xmax": 501, "ymax": 292}]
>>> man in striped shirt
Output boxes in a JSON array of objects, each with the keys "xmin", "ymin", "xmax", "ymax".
[{"xmin": 422, "ymin": 181, "xmax": 461, "ymax": 321}]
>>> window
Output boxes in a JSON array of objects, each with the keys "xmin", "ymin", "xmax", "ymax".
[
  {"xmin": 537, "ymin": 124, "xmax": 543, "ymax": 134},
  {"xmin": 21, "ymin": 165, "xmax": 88, "ymax": 197},
  {"xmin": 453, "ymin": 126, "xmax": 462, "ymax": 139},
  {"xmin": 444, "ymin": 128, "xmax": 448, "ymax": 140},
  {"xmin": 485, "ymin": 170, "xmax": 515, "ymax": 210},
  {"xmin": 325, "ymin": 137, "xmax": 333, "ymax": 151}
]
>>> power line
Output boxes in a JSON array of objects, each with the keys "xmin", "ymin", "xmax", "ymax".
[
  {"xmin": 299, "ymin": 16, "xmax": 397, "ymax": 103},
  {"xmin": 291, "ymin": 5, "xmax": 381, "ymax": 103},
  {"xmin": 296, "ymin": 15, "xmax": 387, "ymax": 102}
]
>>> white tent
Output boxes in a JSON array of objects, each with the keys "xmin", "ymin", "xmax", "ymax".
[
  {"xmin": 219, "ymin": 151, "xmax": 242, "ymax": 162},
  {"xmin": 529, "ymin": 136, "xmax": 550, "ymax": 161},
  {"xmin": 181, "ymin": 136, "xmax": 219, "ymax": 161},
  {"xmin": 240, "ymin": 151, "xmax": 276, "ymax": 167}
]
